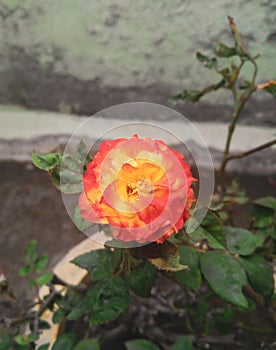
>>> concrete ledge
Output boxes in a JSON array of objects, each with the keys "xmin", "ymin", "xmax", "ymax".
[{"xmin": 1, "ymin": 110, "xmax": 275, "ymax": 175}]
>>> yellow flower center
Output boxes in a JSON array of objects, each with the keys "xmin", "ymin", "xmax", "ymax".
[
  {"xmin": 126, "ymin": 178, "xmax": 153, "ymax": 199},
  {"xmin": 116, "ymin": 158, "xmax": 162, "ymax": 203}
]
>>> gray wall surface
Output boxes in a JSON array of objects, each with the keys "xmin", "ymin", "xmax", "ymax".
[{"xmin": 0, "ymin": 0, "xmax": 275, "ymax": 123}]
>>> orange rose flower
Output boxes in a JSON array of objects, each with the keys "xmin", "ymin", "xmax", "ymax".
[{"xmin": 79, "ymin": 135, "xmax": 195, "ymax": 244}]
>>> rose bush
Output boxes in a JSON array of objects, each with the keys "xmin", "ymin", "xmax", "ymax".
[
  {"xmin": 1, "ymin": 17, "xmax": 275, "ymax": 350},
  {"xmin": 79, "ymin": 135, "xmax": 195, "ymax": 244}
]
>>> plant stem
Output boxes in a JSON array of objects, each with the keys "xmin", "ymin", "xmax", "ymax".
[
  {"xmin": 218, "ymin": 86, "xmax": 257, "ymax": 188},
  {"xmin": 226, "ymin": 139, "xmax": 276, "ymax": 161},
  {"xmin": 218, "ymin": 17, "xmax": 258, "ymax": 192}
]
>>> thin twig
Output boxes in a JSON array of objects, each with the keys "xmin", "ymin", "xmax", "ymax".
[
  {"xmin": 226, "ymin": 139, "xmax": 276, "ymax": 162},
  {"xmin": 1, "ymin": 284, "xmax": 59, "ymax": 328},
  {"xmin": 38, "ymin": 284, "xmax": 59, "ymax": 317}
]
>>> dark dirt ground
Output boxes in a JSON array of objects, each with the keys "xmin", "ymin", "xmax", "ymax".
[{"xmin": 0, "ymin": 161, "xmax": 83, "ymax": 293}]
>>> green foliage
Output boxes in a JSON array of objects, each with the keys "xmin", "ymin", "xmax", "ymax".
[
  {"xmin": 174, "ymin": 245, "xmax": 202, "ymax": 291},
  {"xmin": 252, "ymin": 196, "xmax": 276, "ymax": 238},
  {"xmin": 71, "ymin": 248, "xmax": 121, "ymax": 281},
  {"xmin": 52, "ymin": 334, "xmax": 78, "ymax": 350},
  {"xmin": 200, "ymin": 251, "xmax": 248, "ymax": 308},
  {"xmin": 52, "ymin": 308, "xmax": 66, "ymax": 324},
  {"xmin": 0, "ymin": 335, "xmax": 11, "ymax": 350},
  {"xmin": 37, "ymin": 345, "xmax": 50, "ymax": 350},
  {"xmin": 73, "ymin": 339, "xmax": 100, "ymax": 350},
  {"xmin": 128, "ymin": 260, "xmax": 157, "ymax": 297},
  {"xmin": 147, "ymin": 241, "xmax": 188, "ymax": 272},
  {"xmin": 66, "ymin": 300, "xmax": 87, "ymax": 321},
  {"xmin": 261, "ymin": 81, "xmax": 276, "ymax": 98},
  {"xmin": 32, "ymin": 152, "xmax": 62, "ymax": 171},
  {"xmin": 35, "ymin": 272, "xmax": 54, "ymax": 286},
  {"xmin": 214, "ymin": 42, "xmax": 237, "ymax": 57},
  {"xmin": 18, "ymin": 265, "xmax": 33, "ymax": 277},
  {"xmin": 170, "ymin": 336, "xmax": 193, "ymax": 350},
  {"xmin": 253, "ymin": 196, "xmax": 276, "ymax": 210},
  {"xmin": 87, "ymin": 276, "xmax": 129, "ymax": 325},
  {"xmin": 18, "ymin": 240, "xmax": 52, "ymax": 289},
  {"xmin": 74, "ymin": 205, "xmax": 92, "ymax": 231},
  {"xmin": 32, "ymin": 141, "xmax": 91, "ymax": 194},
  {"xmin": 34, "ymin": 255, "xmax": 49, "ymax": 273},
  {"xmin": 75, "ymin": 140, "xmax": 90, "ymax": 164},
  {"xmin": 225, "ymin": 227, "xmax": 263, "ymax": 256},
  {"xmin": 196, "ymin": 52, "xmax": 217, "ymax": 69},
  {"xmin": 24, "ymin": 239, "xmax": 38, "ymax": 264},
  {"xmin": 125, "ymin": 339, "xmax": 160, "ymax": 350},
  {"xmin": 14, "ymin": 334, "xmax": 39, "ymax": 346},
  {"xmin": 238, "ymin": 254, "xmax": 274, "ymax": 300},
  {"xmin": 190, "ymin": 210, "xmax": 226, "ymax": 249}
]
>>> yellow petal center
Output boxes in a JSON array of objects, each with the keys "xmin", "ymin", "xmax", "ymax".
[{"xmin": 116, "ymin": 158, "xmax": 163, "ymax": 203}]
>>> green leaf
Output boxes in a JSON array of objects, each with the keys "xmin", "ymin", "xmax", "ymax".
[
  {"xmin": 49, "ymin": 167, "xmax": 61, "ymax": 190},
  {"xmin": 36, "ymin": 272, "xmax": 54, "ymax": 286},
  {"xmin": 74, "ymin": 205, "xmax": 92, "ymax": 231},
  {"xmin": 174, "ymin": 246, "xmax": 202, "ymax": 291},
  {"xmin": 14, "ymin": 344, "xmax": 30, "ymax": 350},
  {"xmin": 190, "ymin": 210, "xmax": 226, "ymax": 249},
  {"xmin": 75, "ymin": 141, "xmax": 88, "ymax": 163},
  {"xmin": 214, "ymin": 42, "xmax": 237, "ymax": 57},
  {"xmin": 253, "ymin": 196, "xmax": 276, "ymax": 210},
  {"xmin": 128, "ymin": 261, "xmax": 157, "ymax": 297},
  {"xmin": 19, "ymin": 265, "xmax": 33, "ymax": 277},
  {"xmin": 252, "ymin": 201, "xmax": 275, "ymax": 237},
  {"xmin": 38, "ymin": 344, "xmax": 50, "ymax": 350},
  {"xmin": 147, "ymin": 242, "xmax": 188, "ymax": 272},
  {"xmin": 73, "ymin": 339, "xmax": 100, "ymax": 350},
  {"xmin": 170, "ymin": 89, "xmax": 203, "ymax": 103},
  {"xmin": 38, "ymin": 320, "xmax": 51, "ymax": 330},
  {"xmin": 52, "ymin": 334, "xmax": 78, "ymax": 350},
  {"xmin": 170, "ymin": 78, "xmax": 225, "ymax": 104},
  {"xmin": 34, "ymin": 255, "xmax": 48, "ymax": 273},
  {"xmin": 170, "ymin": 335, "xmax": 193, "ymax": 350},
  {"xmin": 59, "ymin": 152, "xmax": 86, "ymax": 194},
  {"xmin": 260, "ymin": 81, "xmax": 276, "ymax": 98},
  {"xmin": 238, "ymin": 254, "xmax": 274, "ymax": 300},
  {"xmin": 219, "ymin": 67, "xmax": 231, "ymax": 79},
  {"xmin": 125, "ymin": 339, "xmax": 160, "ymax": 350},
  {"xmin": 0, "ymin": 335, "xmax": 11, "ymax": 350},
  {"xmin": 52, "ymin": 308, "xmax": 65, "ymax": 324},
  {"xmin": 32, "ymin": 152, "xmax": 62, "ymax": 171},
  {"xmin": 200, "ymin": 251, "xmax": 248, "ymax": 308},
  {"xmin": 14, "ymin": 334, "xmax": 38, "ymax": 346},
  {"xmin": 62, "ymin": 154, "xmax": 82, "ymax": 172},
  {"xmin": 196, "ymin": 52, "xmax": 217, "ymax": 69},
  {"xmin": 225, "ymin": 227, "xmax": 263, "ymax": 256},
  {"xmin": 24, "ymin": 240, "xmax": 38, "ymax": 264},
  {"xmin": 60, "ymin": 169, "xmax": 83, "ymax": 194},
  {"xmin": 71, "ymin": 248, "xmax": 121, "ymax": 281},
  {"xmin": 67, "ymin": 300, "xmax": 87, "ymax": 320},
  {"xmin": 87, "ymin": 276, "xmax": 129, "ymax": 325}
]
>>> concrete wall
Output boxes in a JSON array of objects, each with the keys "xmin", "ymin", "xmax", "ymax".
[{"xmin": 0, "ymin": 0, "xmax": 275, "ymax": 123}]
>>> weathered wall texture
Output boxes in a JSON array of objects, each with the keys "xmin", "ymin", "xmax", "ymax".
[{"xmin": 0, "ymin": 0, "xmax": 275, "ymax": 123}]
